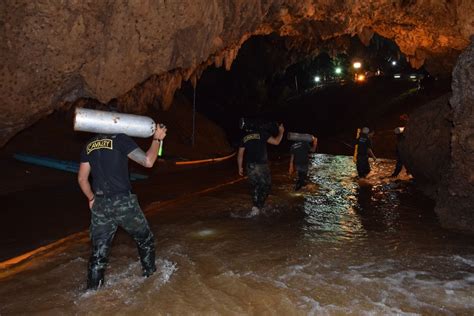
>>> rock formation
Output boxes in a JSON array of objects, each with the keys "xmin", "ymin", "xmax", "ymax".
[
  {"xmin": 437, "ymin": 38, "xmax": 474, "ymax": 232},
  {"xmin": 401, "ymin": 37, "xmax": 474, "ymax": 233},
  {"xmin": 1, "ymin": 0, "xmax": 473, "ymax": 231},
  {"xmin": 1, "ymin": 0, "xmax": 473, "ymax": 146},
  {"xmin": 399, "ymin": 95, "xmax": 452, "ymax": 198}
]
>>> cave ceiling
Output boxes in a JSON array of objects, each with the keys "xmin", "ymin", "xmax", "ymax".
[{"xmin": 0, "ymin": 0, "xmax": 472, "ymax": 145}]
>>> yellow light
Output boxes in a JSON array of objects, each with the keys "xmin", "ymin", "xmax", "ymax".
[
  {"xmin": 353, "ymin": 62, "xmax": 362, "ymax": 69},
  {"xmin": 356, "ymin": 74, "xmax": 366, "ymax": 82}
]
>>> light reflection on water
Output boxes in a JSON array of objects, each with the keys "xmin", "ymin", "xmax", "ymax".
[
  {"xmin": 1, "ymin": 154, "xmax": 473, "ymax": 315},
  {"xmin": 302, "ymin": 154, "xmax": 365, "ymax": 242}
]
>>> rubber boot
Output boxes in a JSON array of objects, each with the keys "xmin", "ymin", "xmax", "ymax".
[
  {"xmin": 86, "ymin": 239, "xmax": 111, "ymax": 290},
  {"xmin": 295, "ymin": 182, "xmax": 303, "ymax": 191},
  {"xmin": 295, "ymin": 171, "xmax": 306, "ymax": 191},
  {"xmin": 140, "ymin": 250, "xmax": 156, "ymax": 277},
  {"xmin": 137, "ymin": 236, "xmax": 156, "ymax": 277},
  {"xmin": 87, "ymin": 265, "xmax": 105, "ymax": 290}
]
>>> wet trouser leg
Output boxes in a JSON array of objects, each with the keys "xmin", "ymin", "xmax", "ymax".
[
  {"xmin": 391, "ymin": 159, "xmax": 403, "ymax": 177},
  {"xmin": 116, "ymin": 194, "xmax": 156, "ymax": 277},
  {"xmin": 295, "ymin": 165, "xmax": 308, "ymax": 191},
  {"xmin": 87, "ymin": 194, "xmax": 156, "ymax": 290},
  {"xmin": 88, "ymin": 197, "xmax": 117, "ymax": 290},
  {"xmin": 247, "ymin": 163, "xmax": 271, "ymax": 209},
  {"xmin": 356, "ymin": 156, "xmax": 370, "ymax": 178}
]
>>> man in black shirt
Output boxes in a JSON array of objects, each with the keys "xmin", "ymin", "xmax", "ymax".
[
  {"xmin": 289, "ymin": 135, "xmax": 318, "ymax": 190},
  {"xmin": 78, "ymin": 124, "xmax": 166, "ymax": 290},
  {"xmin": 356, "ymin": 127, "xmax": 377, "ymax": 178},
  {"xmin": 237, "ymin": 124, "xmax": 284, "ymax": 215}
]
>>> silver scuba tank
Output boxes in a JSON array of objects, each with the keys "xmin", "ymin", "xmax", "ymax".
[
  {"xmin": 287, "ymin": 132, "xmax": 313, "ymax": 142},
  {"xmin": 74, "ymin": 108, "xmax": 156, "ymax": 138}
]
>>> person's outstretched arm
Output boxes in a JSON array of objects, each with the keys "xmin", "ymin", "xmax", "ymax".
[
  {"xmin": 289, "ymin": 154, "xmax": 295, "ymax": 174},
  {"xmin": 267, "ymin": 124, "xmax": 285, "ymax": 145},
  {"xmin": 310, "ymin": 136, "xmax": 318, "ymax": 152},
  {"xmin": 128, "ymin": 124, "xmax": 167, "ymax": 168},
  {"xmin": 368, "ymin": 148, "xmax": 377, "ymax": 161},
  {"xmin": 237, "ymin": 147, "xmax": 245, "ymax": 176},
  {"xmin": 78, "ymin": 162, "xmax": 95, "ymax": 209},
  {"xmin": 367, "ymin": 135, "xmax": 376, "ymax": 161}
]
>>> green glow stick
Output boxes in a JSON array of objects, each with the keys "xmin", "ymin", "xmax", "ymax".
[{"xmin": 158, "ymin": 140, "xmax": 163, "ymax": 157}]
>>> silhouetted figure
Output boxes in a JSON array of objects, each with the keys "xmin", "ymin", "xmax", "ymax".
[
  {"xmin": 391, "ymin": 127, "xmax": 406, "ymax": 177},
  {"xmin": 289, "ymin": 135, "xmax": 318, "ymax": 191},
  {"xmin": 355, "ymin": 127, "xmax": 377, "ymax": 178},
  {"xmin": 77, "ymin": 106, "xmax": 167, "ymax": 290},
  {"xmin": 237, "ymin": 123, "xmax": 284, "ymax": 215}
]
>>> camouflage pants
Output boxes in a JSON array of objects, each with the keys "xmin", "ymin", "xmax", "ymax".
[
  {"xmin": 88, "ymin": 193, "xmax": 155, "ymax": 289},
  {"xmin": 246, "ymin": 163, "xmax": 271, "ymax": 209}
]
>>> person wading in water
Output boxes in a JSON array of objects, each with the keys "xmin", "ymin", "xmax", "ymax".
[
  {"xmin": 355, "ymin": 127, "xmax": 377, "ymax": 178},
  {"xmin": 237, "ymin": 121, "xmax": 284, "ymax": 215},
  {"xmin": 78, "ymin": 105, "xmax": 167, "ymax": 290}
]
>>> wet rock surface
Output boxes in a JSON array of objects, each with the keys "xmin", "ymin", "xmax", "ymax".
[
  {"xmin": 438, "ymin": 38, "xmax": 474, "ymax": 232},
  {"xmin": 399, "ymin": 94, "xmax": 452, "ymax": 198},
  {"xmin": 401, "ymin": 38, "xmax": 474, "ymax": 233},
  {"xmin": 1, "ymin": 0, "xmax": 473, "ymax": 145}
]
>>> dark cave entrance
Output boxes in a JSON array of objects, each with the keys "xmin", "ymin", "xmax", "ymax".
[{"xmin": 177, "ymin": 33, "xmax": 450, "ymax": 157}]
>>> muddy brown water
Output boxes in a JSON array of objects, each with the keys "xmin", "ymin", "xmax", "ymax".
[{"xmin": 1, "ymin": 154, "xmax": 473, "ymax": 315}]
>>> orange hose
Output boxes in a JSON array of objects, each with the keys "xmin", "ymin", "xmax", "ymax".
[
  {"xmin": 174, "ymin": 152, "xmax": 236, "ymax": 165},
  {"xmin": 0, "ymin": 174, "xmax": 244, "ymax": 278}
]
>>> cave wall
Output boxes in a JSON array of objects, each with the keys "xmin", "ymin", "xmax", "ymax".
[
  {"xmin": 399, "ymin": 94, "xmax": 452, "ymax": 197},
  {"xmin": 401, "ymin": 37, "xmax": 474, "ymax": 233},
  {"xmin": 1, "ymin": 0, "xmax": 473, "ymax": 146},
  {"xmin": 436, "ymin": 37, "xmax": 474, "ymax": 232}
]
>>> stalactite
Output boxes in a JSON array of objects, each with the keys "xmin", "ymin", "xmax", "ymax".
[{"xmin": 1, "ymin": 0, "xmax": 472, "ymax": 146}]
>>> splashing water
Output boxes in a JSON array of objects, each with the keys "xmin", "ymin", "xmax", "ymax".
[{"xmin": 1, "ymin": 154, "xmax": 473, "ymax": 315}]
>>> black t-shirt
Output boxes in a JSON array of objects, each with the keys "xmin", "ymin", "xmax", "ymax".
[
  {"xmin": 356, "ymin": 134, "xmax": 372, "ymax": 157},
  {"xmin": 290, "ymin": 141, "xmax": 311, "ymax": 166},
  {"xmin": 80, "ymin": 133, "xmax": 138, "ymax": 195},
  {"xmin": 239, "ymin": 131, "xmax": 271, "ymax": 164}
]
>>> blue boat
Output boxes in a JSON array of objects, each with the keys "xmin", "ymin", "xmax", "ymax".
[{"xmin": 13, "ymin": 153, "xmax": 148, "ymax": 181}]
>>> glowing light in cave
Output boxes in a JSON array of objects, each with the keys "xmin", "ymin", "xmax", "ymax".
[{"xmin": 355, "ymin": 74, "xmax": 366, "ymax": 82}]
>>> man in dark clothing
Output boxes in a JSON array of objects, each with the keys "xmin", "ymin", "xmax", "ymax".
[
  {"xmin": 289, "ymin": 135, "xmax": 318, "ymax": 191},
  {"xmin": 237, "ymin": 123, "xmax": 284, "ymax": 215},
  {"xmin": 356, "ymin": 127, "xmax": 377, "ymax": 178},
  {"xmin": 78, "ymin": 123, "xmax": 167, "ymax": 290},
  {"xmin": 391, "ymin": 127, "xmax": 406, "ymax": 177}
]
